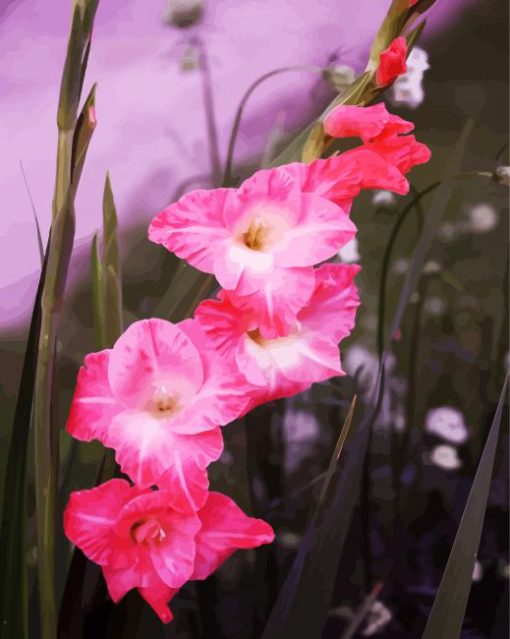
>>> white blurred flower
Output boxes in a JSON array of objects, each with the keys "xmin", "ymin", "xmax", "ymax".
[
  {"xmin": 390, "ymin": 47, "xmax": 429, "ymax": 109},
  {"xmin": 344, "ymin": 345, "xmax": 379, "ymax": 391},
  {"xmin": 424, "ymin": 296, "xmax": 446, "ymax": 317},
  {"xmin": 337, "ymin": 237, "xmax": 360, "ymax": 263},
  {"xmin": 499, "ymin": 560, "xmax": 510, "ymax": 579},
  {"xmin": 164, "ymin": 0, "xmax": 203, "ymax": 28},
  {"xmin": 437, "ymin": 222, "xmax": 458, "ymax": 243},
  {"xmin": 493, "ymin": 166, "xmax": 510, "ymax": 186},
  {"xmin": 423, "ymin": 260, "xmax": 441, "ymax": 275},
  {"xmin": 429, "ymin": 445, "xmax": 462, "ymax": 471},
  {"xmin": 362, "ymin": 601, "xmax": 393, "ymax": 637},
  {"xmin": 372, "ymin": 190, "xmax": 396, "ymax": 207},
  {"xmin": 323, "ymin": 64, "xmax": 356, "ymax": 93},
  {"xmin": 393, "ymin": 257, "xmax": 410, "ymax": 274},
  {"xmin": 283, "ymin": 409, "xmax": 321, "ymax": 473},
  {"xmin": 425, "ymin": 406, "xmax": 469, "ymax": 443},
  {"xmin": 472, "ymin": 560, "xmax": 483, "ymax": 582},
  {"xmin": 467, "ymin": 203, "xmax": 498, "ymax": 233},
  {"xmin": 277, "ymin": 529, "xmax": 302, "ymax": 550}
]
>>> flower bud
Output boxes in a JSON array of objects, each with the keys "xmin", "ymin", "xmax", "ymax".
[
  {"xmin": 164, "ymin": 0, "xmax": 203, "ymax": 29},
  {"xmin": 492, "ymin": 166, "xmax": 510, "ymax": 186},
  {"xmin": 322, "ymin": 64, "xmax": 355, "ymax": 94}
]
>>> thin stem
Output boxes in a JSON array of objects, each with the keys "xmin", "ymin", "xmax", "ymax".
[
  {"xmin": 376, "ymin": 170, "xmax": 492, "ymax": 361},
  {"xmin": 222, "ymin": 65, "xmax": 323, "ymax": 186},
  {"xmin": 195, "ymin": 37, "xmax": 222, "ymax": 186},
  {"xmin": 19, "ymin": 161, "xmax": 45, "ymax": 266}
]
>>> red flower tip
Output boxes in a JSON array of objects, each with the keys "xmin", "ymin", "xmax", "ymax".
[{"xmin": 376, "ymin": 36, "xmax": 408, "ymax": 87}]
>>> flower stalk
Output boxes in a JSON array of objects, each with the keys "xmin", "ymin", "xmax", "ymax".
[{"xmin": 32, "ymin": 2, "xmax": 99, "ymax": 637}]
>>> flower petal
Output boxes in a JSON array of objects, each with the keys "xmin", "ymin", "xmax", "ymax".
[
  {"xmin": 148, "ymin": 188, "xmax": 232, "ymax": 273},
  {"xmin": 192, "ymin": 492, "xmax": 274, "ymax": 581},
  {"xmin": 323, "ymin": 103, "xmax": 414, "ymax": 141},
  {"xmin": 66, "ymin": 350, "xmax": 122, "ymax": 442},
  {"xmin": 297, "ymin": 263, "xmax": 360, "ymax": 342},
  {"xmin": 105, "ymin": 410, "xmax": 223, "ymax": 488},
  {"xmin": 108, "ymin": 319, "xmax": 204, "ymax": 410},
  {"xmin": 63, "ymin": 479, "xmax": 142, "ymax": 567}
]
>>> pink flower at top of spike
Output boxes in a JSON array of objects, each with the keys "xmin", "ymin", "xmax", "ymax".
[
  {"xmin": 195, "ymin": 263, "xmax": 360, "ymax": 410},
  {"xmin": 66, "ymin": 318, "xmax": 249, "ymax": 508},
  {"xmin": 148, "ymin": 165, "xmax": 357, "ymax": 300},
  {"xmin": 376, "ymin": 36, "xmax": 408, "ymax": 87},
  {"xmin": 64, "ymin": 479, "xmax": 274, "ymax": 624},
  {"xmin": 323, "ymin": 102, "xmax": 431, "ymax": 179}
]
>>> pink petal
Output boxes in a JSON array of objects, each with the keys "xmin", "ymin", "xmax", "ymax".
[
  {"xmin": 323, "ymin": 103, "xmax": 414, "ymax": 142},
  {"xmin": 366, "ymin": 134, "xmax": 432, "ymax": 174},
  {"xmin": 176, "ymin": 319, "xmax": 250, "ymax": 430},
  {"xmin": 272, "ymin": 193, "xmax": 356, "ymax": 267},
  {"xmin": 63, "ymin": 479, "xmax": 142, "ymax": 567},
  {"xmin": 297, "ymin": 263, "xmax": 361, "ymax": 342},
  {"xmin": 158, "ymin": 458, "xmax": 209, "ymax": 512},
  {"xmin": 148, "ymin": 188, "xmax": 232, "ymax": 273},
  {"xmin": 194, "ymin": 297, "xmax": 248, "ymax": 359},
  {"xmin": 220, "ymin": 267, "xmax": 316, "ymax": 339},
  {"xmin": 338, "ymin": 147, "xmax": 410, "ymax": 195},
  {"xmin": 105, "ymin": 410, "xmax": 224, "ymax": 489},
  {"xmin": 66, "ymin": 350, "xmax": 122, "ymax": 442},
  {"xmin": 108, "ymin": 319, "xmax": 204, "ymax": 410},
  {"xmin": 138, "ymin": 583, "xmax": 178, "ymax": 624},
  {"xmin": 115, "ymin": 490, "xmax": 201, "ymax": 589},
  {"xmin": 192, "ymin": 492, "xmax": 274, "ymax": 581}
]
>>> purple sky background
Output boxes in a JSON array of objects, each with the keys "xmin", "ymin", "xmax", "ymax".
[{"xmin": 0, "ymin": 0, "xmax": 472, "ymax": 330}]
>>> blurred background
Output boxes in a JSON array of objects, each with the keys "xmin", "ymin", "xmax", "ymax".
[{"xmin": 1, "ymin": 0, "xmax": 508, "ymax": 637}]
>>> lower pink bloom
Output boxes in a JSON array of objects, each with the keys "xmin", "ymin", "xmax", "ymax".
[
  {"xmin": 66, "ymin": 318, "xmax": 249, "ymax": 508},
  {"xmin": 64, "ymin": 480, "xmax": 274, "ymax": 623},
  {"xmin": 376, "ymin": 36, "xmax": 408, "ymax": 86},
  {"xmin": 195, "ymin": 263, "xmax": 360, "ymax": 409}
]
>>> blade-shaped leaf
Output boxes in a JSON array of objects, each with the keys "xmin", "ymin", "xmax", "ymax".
[
  {"xmin": 422, "ymin": 375, "xmax": 509, "ymax": 639},
  {"xmin": 71, "ymin": 83, "xmax": 97, "ymax": 190},
  {"xmin": 90, "ymin": 232, "xmax": 104, "ymax": 349},
  {"xmin": 102, "ymin": 173, "xmax": 123, "ymax": 346},
  {"xmin": 19, "ymin": 161, "xmax": 45, "ymax": 266},
  {"xmin": 261, "ymin": 397, "xmax": 371, "ymax": 639},
  {"xmin": 0, "ymin": 243, "xmax": 49, "ymax": 639}
]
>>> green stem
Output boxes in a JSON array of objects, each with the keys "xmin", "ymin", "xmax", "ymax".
[
  {"xmin": 376, "ymin": 170, "xmax": 492, "ymax": 361},
  {"xmin": 222, "ymin": 65, "xmax": 322, "ymax": 185}
]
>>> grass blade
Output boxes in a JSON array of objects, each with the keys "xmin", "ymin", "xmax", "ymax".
[
  {"xmin": 102, "ymin": 173, "xmax": 123, "ymax": 346},
  {"xmin": 19, "ymin": 161, "xmax": 45, "ymax": 266},
  {"xmin": 422, "ymin": 375, "xmax": 509, "ymax": 639},
  {"xmin": 0, "ymin": 240, "xmax": 49, "ymax": 639},
  {"xmin": 261, "ymin": 398, "xmax": 369, "ymax": 639},
  {"xmin": 90, "ymin": 232, "xmax": 105, "ymax": 349}
]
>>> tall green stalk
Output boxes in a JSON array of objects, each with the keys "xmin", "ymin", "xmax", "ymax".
[{"xmin": 33, "ymin": 3, "xmax": 99, "ymax": 637}]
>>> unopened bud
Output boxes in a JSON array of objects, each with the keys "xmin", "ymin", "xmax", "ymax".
[
  {"xmin": 322, "ymin": 65, "xmax": 355, "ymax": 94},
  {"xmin": 164, "ymin": 0, "xmax": 203, "ymax": 29},
  {"xmin": 492, "ymin": 166, "xmax": 510, "ymax": 186}
]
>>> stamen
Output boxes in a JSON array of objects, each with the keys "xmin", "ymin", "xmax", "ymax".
[{"xmin": 242, "ymin": 220, "xmax": 271, "ymax": 251}]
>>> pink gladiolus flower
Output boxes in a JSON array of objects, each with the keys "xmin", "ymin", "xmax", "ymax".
[
  {"xmin": 376, "ymin": 36, "xmax": 408, "ymax": 87},
  {"xmin": 66, "ymin": 318, "xmax": 249, "ymax": 508},
  {"xmin": 64, "ymin": 479, "xmax": 274, "ymax": 623},
  {"xmin": 195, "ymin": 263, "xmax": 360, "ymax": 409},
  {"xmin": 323, "ymin": 103, "xmax": 431, "ymax": 180},
  {"xmin": 148, "ymin": 164, "xmax": 357, "ymax": 299}
]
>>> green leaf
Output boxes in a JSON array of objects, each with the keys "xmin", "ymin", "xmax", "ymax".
[
  {"xmin": 19, "ymin": 161, "xmax": 45, "ymax": 266},
  {"xmin": 90, "ymin": 232, "xmax": 104, "ymax": 349},
  {"xmin": 261, "ymin": 397, "xmax": 369, "ymax": 639},
  {"xmin": 71, "ymin": 83, "xmax": 97, "ymax": 191},
  {"xmin": 0, "ymin": 241, "xmax": 49, "ymax": 639},
  {"xmin": 422, "ymin": 375, "xmax": 509, "ymax": 639},
  {"xmin": 102, "ymin": 173, "xmax": 123, "ymax": 346}
]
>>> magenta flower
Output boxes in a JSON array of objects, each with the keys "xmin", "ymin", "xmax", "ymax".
[
  {"xmin": 376, "ymin": 36, "xmax": 408, "ymax": 86},
  {"xmin": 194, "ymin": 263, "xmax": 360, "ymax": 409},
  {"xmin": 148, "ymin": 163, "xmax": 357, "ymax": 299},
  {"xmin": 66, "ymin": 318, "xmax": 249, "ymax": 508},
  {"xmin": 64, "ymin": 479, "xmax": 274, "ymax": 623}
]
